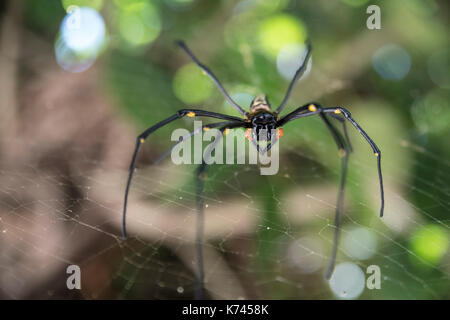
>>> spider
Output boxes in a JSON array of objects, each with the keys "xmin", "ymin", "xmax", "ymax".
[{"xmin": 122, "ymin": 40, "xmax": 384, "ymax": 299}]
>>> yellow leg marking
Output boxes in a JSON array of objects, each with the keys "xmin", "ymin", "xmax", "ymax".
[
  {"xmin": 140, "ymin": 138, "xmax": 145, "ymax": 144},
  {"xmin": 203, "ymin": 127, "xmax": 210, "ymax": 131},
  {"xmin": 224, "ymin": 128, "xmax": 230, "ymax": 135},
  {"xmin": 308, "ymin": 104, "xmax": 317, "ymax": 112},
  {"xmin": 187, "ymin": 111, "xmax": 196, "ymax": 117},
  {"xmin": 374, "ymin": 152, "xmax": 379, "ymax": 157},
  {"xmin": 334, "ymin": 109, "xmax": 341, "ymax": 114},
  {"xmin": 338, "ymin": 149, "xmax": 347, "ymax": 158}
]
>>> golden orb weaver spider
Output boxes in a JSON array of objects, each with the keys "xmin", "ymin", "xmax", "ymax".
[{"xmin": 122, "ymin": 41, "xmax": 384, "ymax": 299}]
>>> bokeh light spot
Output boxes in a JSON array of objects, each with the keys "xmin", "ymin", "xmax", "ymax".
[
  {"xmin": 61, "ymin": 7, "xmax": 105, "ymax": 52},
  {"xmin": 372, "ymin": 44, "xmax": 411, "ymax": 80},
  {"xmin": 55, "ymin": 36, "xmax": 96, "ymax": 73},
  {"xmin": 411, "ymin": 89, "xmax": 450, "ymax": 134},
  {"xmin": 56, "ymin": 7, "xmax": 106, "ymax": 73},
  {"xmin": 258, "ymin": 14, "xmax": 307, "ymax": 58},
  {"xmin": 118, "ymin": 2, "xmax": 161, "ymax": 46},
  {"xmin": 329, "ymin": 262, "xmax": 365, "ymax": 299},
  {"xmin": 343, "ymin": 227, "xmax": 378, "ymax": 260},
  {"xmin": 410, "ymin": 224, "xmax": 448, "ymax": 265},
  {"xmin": 286, "ymin": 236, "xmax": 324, "ymax": 274},
  {"xmin": 276, "ymin": 43, "xmax": 312, "ymax": 80},
  {"xmin": 173, "ymin": 63, "xmax": 214, "ymax": 104}
]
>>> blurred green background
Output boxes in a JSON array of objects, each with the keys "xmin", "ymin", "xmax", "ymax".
[{"xmin": 0, "ymin": 0, "xmax": 449, "ymax": 299}]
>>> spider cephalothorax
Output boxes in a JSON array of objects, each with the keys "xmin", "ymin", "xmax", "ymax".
[
  {"xmin": 123, "ymin": 40, "xmax": 385, "ymax": 299},
  {"xmin": 247, "ymin": 94, "xmax": 279, "ymax": 142}
]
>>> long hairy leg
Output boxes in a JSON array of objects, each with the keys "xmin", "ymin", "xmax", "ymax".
[
  {"xmin": 318, "ymin": 112, "xmax": 352, "ymax": 279},
  {"xmin": 319, "ymin": 114, "xmax": 351, "ymax": 280},
  {"xmin": 277, "ymin": 103, "xmax": 366, "ymax": 279},
  {"xmin": 194, "ymin": 160, "xmax": 207, "ymax": 299},
  {"xmin": 278, "ymin": 104, "xmax": 383, "ymax": 217},
  {"xmin": 122, "ymin": 109, "xmax": 244, "ymax": 239},
  {"xmin": 324, "ymin": 107, "xmax": 384, "ymax": 217},
  {"xmin": 194, "ymin": 125, "xmax": 231, "ymax": 299},
  {"xmin": 177, "ymin": 41, "xmax": 248, "ymax": 117},
  {"xmin": 153, "ymin": 121, "xmax": 234, "ymax": 165},
  {"xmin": 275, "ymin": 42, "xmax": 312, "ymax": 114},
  {"xmin": 329, "ymin": 113, "xmax": 353, "ymax": 152}
]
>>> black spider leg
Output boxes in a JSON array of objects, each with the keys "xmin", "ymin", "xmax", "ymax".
[
  {"xmin": 329, "ymin": 113, "xmax": 353, "ymax": 152},
  {"xmin": 176, "ymin": 41, "xmax": 248, "ymax": 117},
  {"xmin": 278, "ymin": 103, "xmax": 384, "ymax": 218},
  {"xmin": 278, "ymin": 104, "xmax": 351, "ymax": 279},
  {"xmin": 323, "ymin": 107, "xmax": 384, "ymax": 218},
  {"xmin": 194, "ymin": 123, "xmax": 244, "ymax": 299},
  {"xmin": 122, "ymin": 109, "xmax": 245, "ymax": 239},
  {"xmin": 275, "ymin": 42, "xmax": 312, "ymax": 115},
  {"xmin": 153, "ymin": 121, "xmax": 234, "ymax": 165},
  {"xmin": 318, "ymin": 114, "xmax": 351, "ymax": 280},
  {"xmin": 195, "ymin": 160, "xmax": 206, "ymax": 300}
]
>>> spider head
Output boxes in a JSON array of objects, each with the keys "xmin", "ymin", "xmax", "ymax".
[{"xmin": 247, "ymin": 95, "xmax": 278, "ymax": 142}]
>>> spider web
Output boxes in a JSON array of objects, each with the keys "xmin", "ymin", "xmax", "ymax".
[
  {"xmin": 1, "ymin": 106, "xmax": 449, "ymax": 299},
  {"xmin": 0, "ymin": 1, "xmax": 449, "ymax": 299}
]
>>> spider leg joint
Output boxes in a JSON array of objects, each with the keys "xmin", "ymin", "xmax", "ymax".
[
  {"xmin": 308, "ymin": 104, "xmax": 317, "ymax": 112},
  {"xmin": 187, "ymin": 111, "xmax": 196, "ymax": 117}
]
